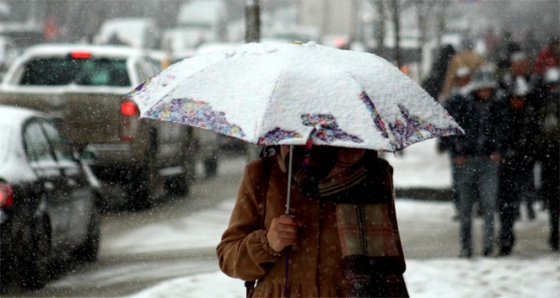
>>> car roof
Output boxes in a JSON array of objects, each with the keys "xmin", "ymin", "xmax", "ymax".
[
  {"xmin": 20, "ymin": 43, "xmax": 146, "ymax": 59},
  {"xmin": 0, "ymin": 106, "xmax": 42, "ymax": 166}
]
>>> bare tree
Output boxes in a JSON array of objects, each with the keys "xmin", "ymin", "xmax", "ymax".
[
  {"xmin": 388, "ymin": 0, "xmax": 414, "ymax": 68},
  {"xmin": 412, "ymin": 0, "xmax": 439, "ymax": 79},
  {"xmin": 245, "ymin": 0, "xmax": 261, "ymax": 43},
  {"xmin": 369, "ymin": 0, "xmax": 386, "ymax": 58},
  {"xmin": 369, "ymin": 0, "xmax": 413, "ymax": 67},
  {"xmin": 434, "ymin": 0, "xmax": 453, "ymax": 54}
]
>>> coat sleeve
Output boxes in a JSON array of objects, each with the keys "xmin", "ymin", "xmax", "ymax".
[
  {"xmin": 443, "ymin": 95, "xmax": 465, "ymax": 157},
  {"xmin": 216, "ymin": 161, "xmax": 282, "ymax": 281}
]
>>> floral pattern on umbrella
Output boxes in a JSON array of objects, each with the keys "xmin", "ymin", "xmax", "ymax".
[
  {"xmin": 130, "ymin": 76, "xmax": 152, "ymax": 94},
  {"xmin": 301, "ymin": 114, "xmax": 364, "ymax": 144},
  {"xmin": 388, "ymin": 104, "xmax": 463, "ymax": 151},
  {"xmin": 257, "ymin": 114, "xmax": 363, "ymax": 145},
  {"xmin": 145, "ymin": 98, "xmax": 245, "ymax": 138},
  {"xmin": 258, "ymin": 128, "xmax": 303, "ymax": 145},
  {"xmin": 359, "ymin": 91, "xmax": 389, "ymax": 139},
  {"xmin": 359, "ymin": 91, "xmax": 462, "ymax": 151}
]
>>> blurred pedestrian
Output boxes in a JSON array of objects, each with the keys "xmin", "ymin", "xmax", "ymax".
[
  {"xmin": 444, "ymin": 67, "xmax": 508, "ymax": 258},
  {"xmin": 43, "ymin": 16, "xmax": 60, "ymax": 43},
  {"xmin": 532, "ymin": 37, "xmax": 560, "ymax": 79},
  {"xmin": 437, "ymin": 66, "xmax": 473, "ymax": 220},
  {"xmin": 499, "ymin": 51, "xmax": 537, "ymax": 91},
  {"xmin": 498, "ymin": 51, "xmax": 540, "ymax": 220},
  {"xmin": 497, "ymin": 75, "xmax": 540, "ymax": 256},
  {"xmin": 438, "ymin": 39, "xmax": 485, "ymax": 102},
  {"xmin": 494, "ymin": 31, "xmax": 522, "ymax": 81},
  {"xmin": 217, "ymin": 146, "xmax": 409, "ymax": 297},
  {"xmin": 535, "ymin": 68, "xmax": 560, "ymax": 251},
  {"xmin": 422, "ymin": 44, "xmax": 456, "ymax": 99}
]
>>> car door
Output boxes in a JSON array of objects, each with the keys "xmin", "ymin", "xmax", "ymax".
[
  {"xmin": 22, "ymin": 119, "xmax": 69, "ymax": 251},
  {"xmin": 40, "ymin": 119, "xmax": 93, "ymax": 246}
]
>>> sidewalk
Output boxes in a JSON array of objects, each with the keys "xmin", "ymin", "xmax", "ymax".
[{"xmin": 383, "ymin": 138, "xmax": 453, "ymax": 200}]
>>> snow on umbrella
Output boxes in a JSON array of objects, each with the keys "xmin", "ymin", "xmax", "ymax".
[{"xmin": 127, "ymin": 41, "xmax": 463, "ymax": 153}]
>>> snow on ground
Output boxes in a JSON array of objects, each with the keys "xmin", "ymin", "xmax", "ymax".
[
  {"xmin": 124, "ymin": 199, "xmax": 559, "ymax": 298},
  {"xmin": 123, "ymin": 139, "xmax": 559, "ymax": 297}
]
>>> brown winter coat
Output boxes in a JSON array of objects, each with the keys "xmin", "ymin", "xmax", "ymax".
[{"xmin": 216, "ymin": 156, "xmax": 406, "ymax": 297}]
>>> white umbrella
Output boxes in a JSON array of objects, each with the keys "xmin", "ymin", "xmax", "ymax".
[{"xmin": 129, "ymin": 41, "xmax": 463, "ymax": 153}]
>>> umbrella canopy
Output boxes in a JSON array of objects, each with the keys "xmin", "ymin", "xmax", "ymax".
[{"xmin": 128, "ymin": 41, "xmax": 463, "ymax": 152}]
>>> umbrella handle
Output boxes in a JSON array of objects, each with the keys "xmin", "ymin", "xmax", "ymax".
[{"xmin": 285, "ymin": 145, "xmax": 294, "ymax": 215}]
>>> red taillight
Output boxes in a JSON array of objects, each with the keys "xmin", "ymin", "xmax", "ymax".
[
  {"xmin": 0, "ymin": 183, "xmax": 14, "ymax": 208},
  {"xmin": 120, "ymin": 101, "xmax": 138, "ymax": 116},
  {"xmin": 70, "ymin": 51, "xmax": 92, "ymax": 59},
  {"xmin": 120, "ymin": 101, "xmax": 140, "ymax": 142}
]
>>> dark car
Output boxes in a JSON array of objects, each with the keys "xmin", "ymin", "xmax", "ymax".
[{"xmin": 0, "ymin": 105, "xmax": 101, "ymax": 292}]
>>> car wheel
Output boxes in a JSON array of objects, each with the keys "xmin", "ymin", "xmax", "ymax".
[
  {"xmin": 126, "ymin": 167, "xmax": 153, "ymax": 210},
  {"xmin": 204, "ymin": 156, "xmax": 218, "ymax": 177},
  {"xmin": 165, "ymin": 129, "xmax": 196, "ymax": 197},
  {"xmin": 21, "ymin": 218, "xmax": 50, "ymax": 291},
  {"xmin": 165, "ymin": 174, "xmax": 189, "ymax": 197},
  {"xmin": 73, "ymin": 204, "xmax": 100, "ymax": 263}
]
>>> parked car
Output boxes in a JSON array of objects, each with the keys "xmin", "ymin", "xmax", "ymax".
[
  {"xmin": 0, "ymin": 105, "xmax": 101, "ymax": 292},
  {"xmin": 0, "ymin": 44, "xmax": 198, "ymax": 210}
]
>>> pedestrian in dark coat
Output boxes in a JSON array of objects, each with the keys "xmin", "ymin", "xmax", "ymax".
[
  {"xmin": 422, "ymin": 44, "xmax": 456, "ymax": 99},
  {"xmin": 444, "ymin": 67, "xmax": 508, "ymax": 257},
  {"xmin": 497, "ymin": 76, "xmax": 540, "ymax": 256},
  {"xmin": 535, "ymin": 68, "xmax": 560, "ymax": 251},
  {"xmin": 437, "ymin": 66, "xmax": 473, "ymax": 220}
]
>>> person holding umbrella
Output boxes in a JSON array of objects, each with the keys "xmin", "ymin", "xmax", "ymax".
[
  {"xmin": 125, "ymin": 41, "xmax": 463, "ymax": 297},
  {"xmin": 217, "ymin": 145, "xmax": 408, "ymax": 297}
]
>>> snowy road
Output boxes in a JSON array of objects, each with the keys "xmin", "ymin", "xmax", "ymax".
[{"xmin": 10, "ymin": 140, "xmax": 558, "ymax": 297}]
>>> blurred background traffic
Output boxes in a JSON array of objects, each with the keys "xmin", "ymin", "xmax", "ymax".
[{"xmin": 0, "ymin": 0, "xmax": 558, "ymax": 80}]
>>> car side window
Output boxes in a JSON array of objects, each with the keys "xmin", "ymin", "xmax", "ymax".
[
  {"xmin": 40, "ymin": 120, "xmax": 75, "ymax": 164},
  {"xmin": 23, "ymin": 120, "xmax": 56, "ymax": 165},
  {"xmin": 136, "ymin": 58, "xmax": 159, "ymax": 81}
]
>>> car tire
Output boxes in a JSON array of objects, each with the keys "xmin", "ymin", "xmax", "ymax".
[
  {"xmin": 73, "ymin": 203, "xmax": 100, "ymax": 263},
  {"xmin": 204, "ymin": 156, "xmax": 218, "ymax": 177},
  {"xmin": 165, "ymin": 128, "xmax": 196, "ymax": 197},
  {"xmin": 126, "ymin": 166, "xmax": 153, "ymax": 210},
  {"xmin": 126, "ymin": 129, "xmax": 158, "ymax": 210},
  {"xmin": 21, "ymin": 217, "xmax": 50, "ymax": 291}
]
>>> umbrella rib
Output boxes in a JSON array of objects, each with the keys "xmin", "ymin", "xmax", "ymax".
[
  {"xmin": 347, "ymin": 72, "xmax": 397, "ymax": 152},
  {"xmin": 257, "ymin": 68, "xmax": 285, "ymax": 145}
]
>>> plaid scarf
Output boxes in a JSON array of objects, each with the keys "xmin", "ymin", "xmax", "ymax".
[{"xmin": 318, "ymin": 159, "xmax": 409, "ymax": 298}]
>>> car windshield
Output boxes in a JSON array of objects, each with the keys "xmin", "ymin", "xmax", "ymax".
[{"xmin": 20, "ymin": 57, "xmax": 130, "ymax": 87}]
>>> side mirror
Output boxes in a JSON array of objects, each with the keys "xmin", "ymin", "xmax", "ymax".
[{"xmin": 80, "ymin": 150, "xmax": 97, "ymax": 162}]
